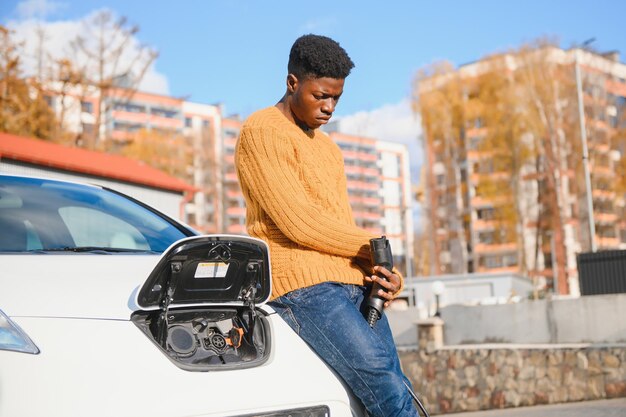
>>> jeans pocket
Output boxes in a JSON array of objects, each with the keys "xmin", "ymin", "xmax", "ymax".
[
  {"xmin": 283, "ymin": 286, "xmax": 310, "ymax": 304},
  {"xmin": 269, "ymin": 298, "xmax": 301, "ymax": 335}
]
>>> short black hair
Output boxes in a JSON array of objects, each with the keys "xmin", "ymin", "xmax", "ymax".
[{"xmin": 288, "ymin": 34, "xmax": 355, "ymax": 80}]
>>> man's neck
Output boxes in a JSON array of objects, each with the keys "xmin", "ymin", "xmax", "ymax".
[{"xmin": 275, "ymin": 100, "xmax": 312, "ymax": 133}]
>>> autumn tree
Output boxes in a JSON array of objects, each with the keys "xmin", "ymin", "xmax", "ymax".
[
  {"xmin": 414, "ymin": 61, "xmax": 472, "ymax": 274},
  {"xmin": 195, "ymin": 120, "xmax": 222, "ymax": 233},
  {"xmin": 414, "ymin": 40, "xmax": 585, "ymax": 294},
  {"xmin": 613, "ymin": 106, "xmax": 626, "ymax": 193},
  {"xmin": 0, "ymin": 25, "xmax": 57, "ymax": 140},
  {"xmin": 119, "ymin": 128, "xmax": 192, "ymax": 181},
  {"xmin": 511, "ymin": 43, "xmax": 580, "ymax": 294},
  {"xmin": 70, "ymin": 10, "xmax": 158, "ymax": 148},
  {"xmin": 470, "ymin": 54, "xmax": 538, "ymax": 279}
]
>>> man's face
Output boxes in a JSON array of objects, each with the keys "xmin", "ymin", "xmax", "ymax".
[{"xmin": 289, "ymin": 75, "xmax": 345, "ymax": 130}]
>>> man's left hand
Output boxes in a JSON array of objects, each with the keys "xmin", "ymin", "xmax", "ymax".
[{"xmin": 364, "ymin": 266, "xmax": 401, "ymax": 308}]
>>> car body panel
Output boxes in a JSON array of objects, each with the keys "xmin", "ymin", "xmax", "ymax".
[
  {"xmin": 1, "ymin": 315, "xmax": 360, "ymax": 417},
  {"xmin": 1, "ymin": 255, "xmax": 155, "ymax": 319}
]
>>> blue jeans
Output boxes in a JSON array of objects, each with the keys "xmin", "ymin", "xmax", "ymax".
[{"xmin": 269, "ymin": 282, "xmax": 419, "ymax": 417}]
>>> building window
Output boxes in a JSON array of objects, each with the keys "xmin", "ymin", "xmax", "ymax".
[
  {"xmin": 469, "ymin": 118, "xmax": 483, "ymax": 129},
  {"xmin": 503, "ymin": 253, "xmax": 518, "ymax": 266},
  {"xmin": 114, "ymin": 102, "xmax": 146, "ymax": 113},
  {"xmin": 597, "ymin": 225, "xmax": 616, "ymax": 239},
  {"xmin": 468, "ymin": 136, "xmax": 482, "ymax": 150},
  {"xmin": 185, "ymin": 117, "xmax": 192, "ymax": 128},
  {"xmin": 224, "ymin": 128, "xmax": 238, "ymax": 138},
  {"xmin": 477, "ymin": 207, "xmax": 495, "ymax": 220},
  {"xmin": 43, "ymin": 95, "xmax": 54, "ymax": 109},
  {"xmin": 113, "ymin": 121, "xmax": 142, "ymax": 132},
  {"xmin": 81, "ymin": 123, "xmax": 94, "ymax": 136},
  {"xmin": 478, "ymin": 231, "xmax": 494, "ymax": 244},
  {"xmin": 481, "ymin": 255, "xmax": 502, "ymax": 269},
  {"xmin": 81, "ymin": 101, "xmax": 93, "ymax": 113},
  {"xmin": 151, "ymin": 107, "xmax": 179, "ymax": 118},
  {"xmin": 478, "ymin": 160, "xmax": 494, "ymax": 174}
]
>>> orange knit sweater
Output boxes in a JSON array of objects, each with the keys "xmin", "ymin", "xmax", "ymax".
[{"xmin": 235, "ymin": 106, "xmax": 403, "ymax": 299}]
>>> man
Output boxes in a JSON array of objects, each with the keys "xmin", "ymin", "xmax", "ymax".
[{"xmin": 235, "ymin": 34, "xmax": 419, "ymax": 416}]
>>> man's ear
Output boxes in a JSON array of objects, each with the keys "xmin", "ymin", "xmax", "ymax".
[{"xmin": 286, "ymin": 74, "xmax": 298, "ymax": 93}]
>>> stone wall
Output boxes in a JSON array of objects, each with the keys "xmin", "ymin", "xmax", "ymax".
[{"xmin": 398, "ymin": 344, "xmax": 626, "ymax": 414}]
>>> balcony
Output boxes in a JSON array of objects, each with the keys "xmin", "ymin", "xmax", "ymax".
[
  {"xmin": 224, "ymin": 154, "xmax": 235, "ymax": 165},
  {"xmin": 595, "ymin": 212, "xmax": 618, "ymax": 224},
  {"xmin": 341, "ymin": 150, "xmax": 378, "ymax": 163},
  {"xmin": 592, "ymin": 189, "xmax": 616, "ymax": 200},
  {"xmin": 475, "ymin": 265, "xmax": 519, "ymax": 274},
  {"xmin": 226, "ymin": 206, "xmax": 246, "ymax": 218},
  {"xmin": 352, "ymin": 211, "xmax": 382, "ymax": 221},
  {"xmin": 597, "ymin": 236, "xmax": 620, "ymax": 248},
  {"xmin": 344, "ymin": 165, "xmax": 379, "ymax": 177},
  {"xmin": 223, "ymin": 172, "xmax": 238, "ymax": 183},
  {"xmin": 111, "ymin": 110, "xmax": 149, "ymax": 124},
  {"xmin": 226, "ymin": 223, "xmax": 247, "ymax": 234},
  {"xmin": 223, "ymin": 135, "xmax": 237, "ymax": 148},
  {"xmin": 346, "ymin": 180, "xmax": 380, "ymax": 191},
  {"xmin": 148, "ymin": 114, "xmax": 183, "ymax": 129},
  {"xmin": 349, "ymin": 195, "xmax": 382, "ymax": 207},
  {"xmin": 473, "ymin": 242, "xmax": 517, "ymax": 253},
  {"xmin": 226, "ymin": 189, "xmax": 243, "ymax": 199}
]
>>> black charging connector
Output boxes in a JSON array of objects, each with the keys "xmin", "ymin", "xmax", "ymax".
[{"xmin": 366, "ymin": 236, "xmax": 393, "ymax": 328}]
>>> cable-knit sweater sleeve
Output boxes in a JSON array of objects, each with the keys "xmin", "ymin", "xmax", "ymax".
[{"xmin": 236, "ymin": 124, "xmax": 374, "ymax": 262}]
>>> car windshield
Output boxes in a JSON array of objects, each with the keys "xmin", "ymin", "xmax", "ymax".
[{"xmin": 0, "ymin": 176, "xmax": 193, "ymax": 253}]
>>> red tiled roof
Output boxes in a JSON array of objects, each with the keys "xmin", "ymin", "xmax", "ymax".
[{"xmin": 0, "ymin": 132, "xmax": 195, "ymax": 193}]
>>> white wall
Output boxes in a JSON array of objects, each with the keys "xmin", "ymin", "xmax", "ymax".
[{"xmin": 441, "ymin": 293, "xmax": 626, "ymax": 345}]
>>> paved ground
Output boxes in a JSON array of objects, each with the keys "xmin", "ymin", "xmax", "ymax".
[{"xmin": 438, "ymin": 398, "xmax": 626, "ymax": 416}]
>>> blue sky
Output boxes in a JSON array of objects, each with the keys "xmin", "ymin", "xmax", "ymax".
[
  {"xmin": 2, "ymin": 0, "xmax": 626, "ymax": 182},
  {"xmin": 3, "ymin": 0, "xmax": 625, "ymax": 118}
]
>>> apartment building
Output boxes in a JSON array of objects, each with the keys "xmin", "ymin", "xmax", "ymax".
[
  {"xmin": 106, "ymin": 89, "xmax": 184, "ymax": 143},
  {"xmin": 416, "ymin": 46, "xmax": 626, "ymax": 295},
  {"xmin": 221, "ymin": 117, "xmax": 246, "ymax": 235},
  {"xmin": 375, "ymin": 139, "xmax": 415, "ymax": 277},
  {"xmin": 327, "ymin": 131, "xmax": 414, "ymax": 275},
  {"xmin": 43, "ymin": 84, "xmax": 219, "ymax": 231},
  {"xmin": 181, "ymin": 101, "xmax": 222, "ymax": 232},
  {"xmin": 330, "ymin": 132, "xmax": 384, "ymax": 235}
]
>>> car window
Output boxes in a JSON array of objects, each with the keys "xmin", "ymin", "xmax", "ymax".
[
  {"xmin": 24, "ymin": 220, "xmax": 43, "ymax": 250},
  {"xmin": 58, "ymin": 206, "xmax": 150, "ymax": 250},
  {"xmin": 0, "ymin": 176, "xmax": 193, "ymax": 253}
]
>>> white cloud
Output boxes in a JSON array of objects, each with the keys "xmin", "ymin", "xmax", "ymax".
[
  {"xmin": 300, "ymin": 16, "xmax": 339, "ymax": 34},
  {"xmin": 7, "ymin": 8, "xmax": 169, "ymax": 95},
  {"xmin": 139, "ymin": 70, "xmax": 169, "ymax": 95},
  {"xmin": 334, "ymin": 98, "xmax": 423, "ymax": 181},
  {"xmin": 16, "ymin": 0, "xmax": 66, "ymax": 19}
]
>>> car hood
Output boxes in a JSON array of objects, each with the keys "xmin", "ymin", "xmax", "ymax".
[{"xmin": 0, "ymin": 255, "xmax": 158, "ymax": 320}]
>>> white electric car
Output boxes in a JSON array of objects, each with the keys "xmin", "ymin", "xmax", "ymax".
[{"xmin": 0, "ymin": 174, "xmax": 365, "ymax": 417}]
